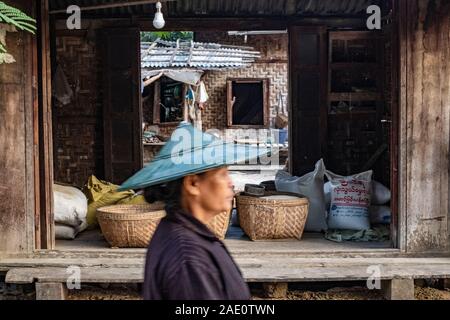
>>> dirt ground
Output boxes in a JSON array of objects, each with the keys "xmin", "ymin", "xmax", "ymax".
[
  {"xmin": 65, "ymin": 283, "xmax": 450, "ymax": 301},
  {"xmin": 3, "ymin": 279, "xmax": 448, "ymax": 300}
]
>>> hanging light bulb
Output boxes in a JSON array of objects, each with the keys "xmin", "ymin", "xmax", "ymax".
[{"xmin": 153, "ymin": 2, "xmax": 165, "ymax": 29}]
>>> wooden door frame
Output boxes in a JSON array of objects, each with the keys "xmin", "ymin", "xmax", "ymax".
[
  {"xmin": 102, "ymin": 27, "xmax": 143, "ymax": 184},
  {"xmin": 288, "ymin": 25, "xmax": 328, "ymax": 177},
  {"xmin": 35, "ymin": 0, "xmax": 54, "ymax": 250},
  {"xmin": 288, "ymin": 10, "xmax": 402, "ymax": 250},
  {"xmin": 391, "ymin": 0, "xmax": 404, "ymax": 252}
]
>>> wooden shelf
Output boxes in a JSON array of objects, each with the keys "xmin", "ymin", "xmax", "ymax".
[
  {"xmin": 329, "ymin": 92, "xmax": 382, "ymax": 101},
  {"xmin": 143, "ymin": 142, "xmax": 166, "ymax": 146}
]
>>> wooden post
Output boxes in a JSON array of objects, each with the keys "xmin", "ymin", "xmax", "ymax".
[
  {"xmin": 262, "ymin": 282, "xmax": 288, "ymax": 299},
  {"xmin": 440, "ymin": 278, "xmax": 450, "ymax": 289},
  {"xmin": 37, "ymin": 0, "xmax": 55, "ymax": 250},
  {"xmin": 0, "ymin": 0, "xmax": 37, "ymax": 254},
  {"xmin": 381, "ymin": 279, "xmax": 415, "ymax": 300},
  {"xmin": 399, "ymin": 0, "xmax": 450, "ymax": 252},
  {"xmin": 35, "ymin": 283, "xmax": 67, "ymax": 300}
]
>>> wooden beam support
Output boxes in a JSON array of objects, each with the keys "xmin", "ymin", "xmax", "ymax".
[
  {"xmin": 37, "ymin": 0, "xmax": 55, "ymax": 250},
  {"xmin": 35, "ymin": 282, "xmax": 67, "ymax": 300},
  {"xmin": 49, "ymin": 0, "xmax": 175, "ymax": 14},
  {"xmin": 381, "ymin": 279, "xmax": 415, "ymax": 300},
  {"xmin": 262, "ymin": 283, "xmax": 288, "ymax": 299},
  {"xmin": 140, "ymin": 17, "xmax": 367, "ymax": 31}
]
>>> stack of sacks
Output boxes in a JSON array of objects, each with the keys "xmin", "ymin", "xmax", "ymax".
[
  {"xmin": 275, "ymin": 159, "xmax": 392, "ymax": 234},
  {"xmin": 54, "ymin": 184, "xmax": 88, "ymax": 240},
  {"xmin": 324, "ymin": 178, "xmax": 391, "ymax": 226},
  {"xmin": 83, "ymin": 175, "xmax": 148, "ymax": 228}
]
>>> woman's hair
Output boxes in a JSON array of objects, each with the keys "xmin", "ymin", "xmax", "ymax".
[
  {"xmin": 144, "ymin": 179, "xmax": 184, "ymax": 213},
  {"xmin": 143, "ymin": 173, "xmax": 206, "ymax": 213}
]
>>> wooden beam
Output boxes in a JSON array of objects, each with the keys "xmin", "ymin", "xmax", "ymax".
[
  {"xmin": 49, "ymin": 0, "xmax": 174, "ymax": 14},
  {"xmin": 33, "ymin": 0, "xmax": 41, "ymax": 250},
  {"xmin": 35, "ymin": 282, "xmax": 67, "ymax": 300},
  {"xmin": 262, "ymin": 282, "xmax": 288, "ymax": 298},
  {"xmin": 139, "ymin": 17, "xmax": 367, "ymax": 31},
  {"xmin": 37, "ymin": 0, "xmax": 55, "ymax": 250}
]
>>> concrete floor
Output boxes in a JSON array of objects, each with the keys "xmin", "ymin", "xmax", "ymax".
[{"xmin": 56, "ymin": 227, "xmax": 392, "ymax": 252}]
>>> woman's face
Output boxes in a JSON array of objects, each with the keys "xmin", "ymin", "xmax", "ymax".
[{"xmin": 194, "ymin": 167, "xmax": 235, "ymax": 214}]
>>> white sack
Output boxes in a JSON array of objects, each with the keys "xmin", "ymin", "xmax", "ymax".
[
  {"xmin": 55, "ymin": 223, "xmax": 88, "ymax": 240},
  {"xmin": 275, "ymin": 159, "xmax": 327, "ymax": 232},
  {"xmin": 324, "ymin": 180, "xmax": 391, "ymax": 207},
  {"xmin": 325, "ymin": 170, "xmax": 372, "ymax": 230},
  {"xmin": 371, "ymin": 181, "xmax": 391, "ymax": 205},
  {"xmin": 53, "ymin": 184, "xmax": 88, "ymax": 230}
]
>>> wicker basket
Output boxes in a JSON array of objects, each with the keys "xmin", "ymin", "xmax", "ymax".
[
  {"xmin": 236, "ymin": 191, "xmax": 309, "ymax": 240},
  {"xmin": 97, "ymin": 203, "xmax": 166, "ymax": 248},
  {"xmin": 207, "ymin": 210, "xmax": 232, "ymax": 240}
]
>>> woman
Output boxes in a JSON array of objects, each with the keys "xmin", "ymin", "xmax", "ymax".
[{"xmin": 118, "ymin": 122, "xmax": 267, "ymax": 300}]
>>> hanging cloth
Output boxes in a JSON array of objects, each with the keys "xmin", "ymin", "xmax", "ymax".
[
  {"xmin": 52, "ymin": 64, "xmax": 73, "ymax": 106},
  {"xmin": 196, "ymin": 81, "xmax": 209, "ymax": 110},
  {"xmin": 186, "ymin": 85, "xmax": 196, "ymax": 121}
]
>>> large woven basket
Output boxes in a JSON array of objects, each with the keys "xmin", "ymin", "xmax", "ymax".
[
  {"xmin": 97, "ymin": 203, "xmax": 166, "ymax": 248},
  {"xmin": 207, "ymin": 210, "xmax": 231, "ymax": 240},
  {"xmin": 236, "ymin": 191, "xmax": 309, "ymax": 240}
]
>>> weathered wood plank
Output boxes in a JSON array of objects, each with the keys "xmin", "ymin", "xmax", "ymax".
[
  {"xmin": 4, "ymin": 257, "xmax": 450, "ymax": 284},
  {"xmin": 403, "ymin": 0, "xmax": 450, "ymax": 252},
  {"xmin": 0, "ymin": 0, "xmax": 36, "ymax": 253},
  {"xmin": 5, "ymin": 264, "xmax": 450, "ymax": 285}
]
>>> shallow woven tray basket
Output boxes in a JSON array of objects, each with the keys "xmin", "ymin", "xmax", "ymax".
[
  {"xmin": 236, "ymin": 191, "xmax": 309, "ymax": 241},
  {"xmin": 97, "ymin": 203, "xmax": 166, "ymax": 248},
  {"xmin": 207, "ymin": 210, "xmax": 232, "ymax": 240}
]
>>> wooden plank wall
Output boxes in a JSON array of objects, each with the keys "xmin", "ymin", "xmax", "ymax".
[
  {"xmin": 401, "ymin": 0, "xmax": 450, "ymax": 253},
  {"xmin": 0, "ymin": 0, "xmax": 37, "ymax": 253}
]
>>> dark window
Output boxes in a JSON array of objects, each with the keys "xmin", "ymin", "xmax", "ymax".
[
  {"xmin": 227, "ymin": 79, "xmax": 269, "ymax": 128},
  {"xmin": 153, "ymin": 77, "xmax": 184, "ymax": 124}
]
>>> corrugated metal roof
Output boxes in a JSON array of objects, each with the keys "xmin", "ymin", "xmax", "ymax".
[{"xmin": 141, "ymin": 39, "xmax": 260, "ymax": 69}]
